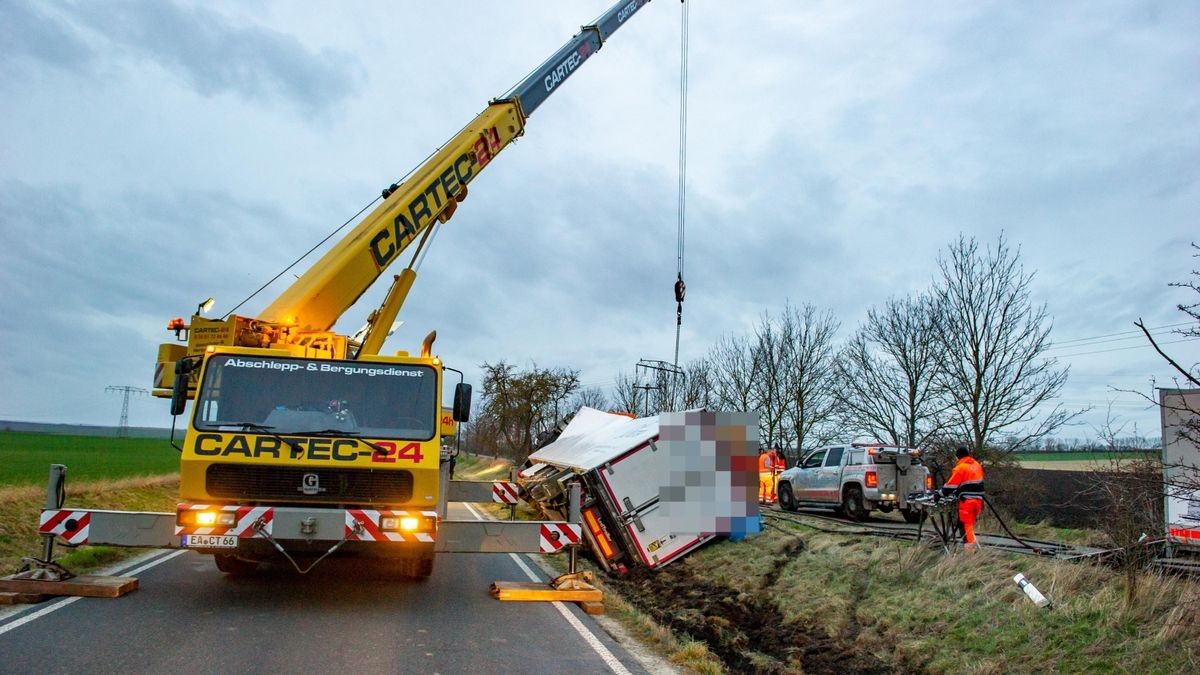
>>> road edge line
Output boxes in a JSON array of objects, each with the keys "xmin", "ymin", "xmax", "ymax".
[
  {"xmin": 0, "ymin": 549, "xmax": 187, "ymax": 636},
  {"xmin": 461, "ymin": 502, "xmax": 632, "ymax": 675}
]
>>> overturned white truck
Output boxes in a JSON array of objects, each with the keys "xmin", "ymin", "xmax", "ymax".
[{"xmin": 518, "ymin": 408, "xmax": 759, "ymax": 574}]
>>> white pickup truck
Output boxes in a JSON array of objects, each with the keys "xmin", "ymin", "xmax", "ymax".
[{"xmin": 776, "ymin": 443, "xmax": 931, "ymax": 522}]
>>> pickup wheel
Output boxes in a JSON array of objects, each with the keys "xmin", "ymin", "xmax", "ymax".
[
  {"xmin": 842, "ymin": 486, "xmax": 869, "ymax": 522},
  {"xmin": 214, "ymin": 554, "xmax": 258, "ymax": 576},
  {"xmin": 901, "ymin": 508, "xmax": 923, "ymax": 524},
  {"xmin": 778, "ymin": 483, "xmax": 798, "ymax": 512}
]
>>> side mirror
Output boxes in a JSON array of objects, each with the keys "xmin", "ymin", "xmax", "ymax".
[
  {"xmin": 170, "ymin": 358, "xmax": 193, "ymax": 416},
  {"xmin": 452, "ymin": 382, "xmax": 472, "ymax": 422}
]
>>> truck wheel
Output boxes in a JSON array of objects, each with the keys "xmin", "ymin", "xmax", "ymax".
[
  {"xmin": 901, "ymin": 508, "xmax": 923, "ymax": 524},
  {"xmin": 778, "ymin": 484, "xmax": 798, "ymax": 512},
  {"xmin": 400, "ymin": 557, "xmax": 434, "ymax": 580},
  {"xmin": 214, "ymin": 554, "xmax": 258, "ymax": 576},
  {"xmin": 842, "ymin": 486, "xmax": 868, "ymax": 522}
]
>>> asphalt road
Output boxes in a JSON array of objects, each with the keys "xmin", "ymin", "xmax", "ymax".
[{"xmin": 0, "ymin": 507, "xmax": 646, "ymax": 674}]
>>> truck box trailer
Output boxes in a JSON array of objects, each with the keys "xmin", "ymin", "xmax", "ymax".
[
  {"xmin": 1161, "ymin": 388, "xmax": 1200, "ymax": 552},
  {"xmin": 519, "ymin": 408, "xmax": 758, "ymax": 574}
]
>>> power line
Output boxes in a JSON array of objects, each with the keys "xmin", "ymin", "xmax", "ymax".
[
  {"xmin": 1049, "ymin": 336, "xmax": 1199, "ymax": 359},
  {"xmin": 1047, "ymin": 321, "xmax": 1192, "ymax": 349}
]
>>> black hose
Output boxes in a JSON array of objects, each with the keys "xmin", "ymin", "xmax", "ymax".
[{"xmin": 982, "ymin": 496, "xmax": 1050, "ymax": 555}]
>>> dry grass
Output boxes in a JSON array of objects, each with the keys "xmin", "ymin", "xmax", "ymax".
[
  {"xmin": 738, "ymin": 517, "xmax": 1200, "ymax": 673},
  {"xmin": 0, "ymin": 475, "xmax": 178, "ymax": 574}
]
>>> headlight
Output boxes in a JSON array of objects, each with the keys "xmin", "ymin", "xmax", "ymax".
[
  {"xmin": 180, "ymin": 509, "xmax": 237, "ymax": 527},
  {"xmin": 381, "ymin": 515, "xmax": 433, "ymax": 532}
]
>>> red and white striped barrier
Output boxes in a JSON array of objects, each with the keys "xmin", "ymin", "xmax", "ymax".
[
  {"xmin": 344, "ymin": 509, "xmax": 438, "ymax": 542},
  {"xmin": 492, "ymin": 481, "xmax": 520, "ymax": 504},
  {"xmin": 539, "ymin": 523, "xmax": 582, "ymax": 553},
  {"xmin": 174, "ymin": 504, "xmax": 274, "ymax": 537},
  {"xmin": 39, "ymin": 509, "xmax": 92, "ymax": 545}
]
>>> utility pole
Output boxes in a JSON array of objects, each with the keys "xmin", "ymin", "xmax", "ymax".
[
  {"xmin": 635, "ymin": 359, "xmax": 685, "ymax": 417},
  {"xmin": 106, "ymin": 385, "xmax": 148, "ymax": 437}
]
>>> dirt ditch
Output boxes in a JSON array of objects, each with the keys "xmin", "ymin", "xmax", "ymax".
[{"xmin": 605, "ymin": 539, "xmax": 900, "ymax": 675}]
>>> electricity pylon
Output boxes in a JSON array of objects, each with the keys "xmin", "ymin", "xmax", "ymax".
[{"xmin": 106, "ymin": 385, "xmax": 148, "ymax": 437}]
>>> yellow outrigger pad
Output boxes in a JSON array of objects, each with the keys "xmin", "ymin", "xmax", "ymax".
[{"xmin": 490, "ymin": 570, "xmax": 603, "ymax": 607}]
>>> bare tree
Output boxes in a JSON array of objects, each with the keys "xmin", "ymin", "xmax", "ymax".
[
  {"xmin": 569, "ymin": 386, "xmax": 609, "ymax": 412},
  {"xmin": 932, "ymin": 234, "xmax": 1080, "ymax": 454},
  {"xmin": 479, "ymin": 361, "xmax": 580, "ymax": 461},
  {"xmin": 778, "ymin": 303, "xmax": 841, "ymax": 457},
  {"xmin": 679, "ymin": 357, "xmax": 714, "ymax": 410},
  {"xmin": 708, "ymin": 333, "xmax": 756, "ymax": 411},
  {"xmin": 751, "ymin": 310, "xmax": 789, "ymax": 448},
  {"xmin": 1080, "ymin": 407, "xmax": 1163, "ymax": 609},
  {"xmin": 611, "ymin": 370, "xmax": 645, "ymax": 417},
  {"xmin": 835, "ymin": 293, "xmax": 947, "ymax": 448},
  {"xmin": 1137, "ymin": 242, "xmax": 1200, "ymax": 387}
]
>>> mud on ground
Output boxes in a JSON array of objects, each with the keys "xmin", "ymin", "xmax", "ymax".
[{"xmin": 604, "ymin": 537, "xmax": 904, "ymax": 675}]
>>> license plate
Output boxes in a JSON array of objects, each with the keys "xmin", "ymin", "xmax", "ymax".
[{"xmin": 182, "ymin": 534, "xmax": 238, "ymax": 548}]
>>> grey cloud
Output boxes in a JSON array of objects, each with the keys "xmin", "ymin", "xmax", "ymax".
[
  {"xmin": 12, "ymin": 1, "xmax": 364, "ymax": 115},
  {"xmin": 0, "ymin": 2, "xmax": 94, "ymax": 70}
]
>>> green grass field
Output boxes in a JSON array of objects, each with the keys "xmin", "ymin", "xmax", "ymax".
[
  {"xmin": 0, "ymin": 432, "xmax": 180, "ymax": 486},
  {"xmin": 1013, "ymin": 450, "xmax": 1156, "ymax": 462}
]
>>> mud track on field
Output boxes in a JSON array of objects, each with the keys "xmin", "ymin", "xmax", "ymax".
[{"xmin": 605, "ymin": 541, "xmax": 901, "ymax": 674}]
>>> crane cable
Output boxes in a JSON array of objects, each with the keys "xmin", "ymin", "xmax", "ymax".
[{"xmin": 672, "ymin": 0, "xmax": 690, "ymax": 371}]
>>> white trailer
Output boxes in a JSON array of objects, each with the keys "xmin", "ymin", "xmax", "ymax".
[
  {"xmin": 1160, "ymin": 388, "xmax": 1200, "ymax": 552},
  {"xmin": 519, "ymin": 408, "xmax": 758, "ymax": 574}
]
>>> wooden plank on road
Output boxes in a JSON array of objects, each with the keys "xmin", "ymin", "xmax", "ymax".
[{"xmin": 0, "ymin": 575, "xmax": 138, "ymax": 599}]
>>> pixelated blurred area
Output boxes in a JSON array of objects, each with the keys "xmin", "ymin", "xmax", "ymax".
[{"xmin": 659, "ymin": 410, "xmax": 760, "ymax": 538}]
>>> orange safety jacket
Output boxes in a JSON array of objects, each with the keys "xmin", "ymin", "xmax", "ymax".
[
  {"xmin": 943, "ymin": 456, "xmax": 985, "ymax": 500},
  {"xmin": 759, "ymin": 452, "xmax": 776, "ymax": 473}
]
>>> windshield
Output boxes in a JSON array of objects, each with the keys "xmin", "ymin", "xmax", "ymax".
[{"xmin": 195, "ymin": 355, "xmax": 437, "ymax": 440}]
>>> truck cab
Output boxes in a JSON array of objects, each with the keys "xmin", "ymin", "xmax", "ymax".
[
  {"xmin": 176, "ymin": 347, "xmax": 447, "ymax": 575},
  {"xmin": 777, "ymin": 443, "xmax": 931, "ymax": 522}
]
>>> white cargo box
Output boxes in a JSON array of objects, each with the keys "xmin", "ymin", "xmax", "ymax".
[
  {"xmin": 1161, "ymin": 388, "xmax": 1200, "ymax": 551},
  {"xmin": 527, "ymin": 408, "xmax": 717, "ymax": 571}
]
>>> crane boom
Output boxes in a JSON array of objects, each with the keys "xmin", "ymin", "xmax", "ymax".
[
  {"xmin": 154, "ymin": 0, "xmax": 652, "ymax": 396},
  {"xmin": 258, "ymin": 0, "xmax": 652, "ymax": 334}
]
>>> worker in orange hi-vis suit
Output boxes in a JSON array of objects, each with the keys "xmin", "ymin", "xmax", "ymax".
[
  {"xmin": 758, "ymin": 447, "xmax": 777, "ymax": 505},
  {"xmin": 772, "ymin": 447, "xmax": 787, "ymax": 500},
  {"xmin": 941, "ymin": 446, "xmax": 986, "ymax": 551}
]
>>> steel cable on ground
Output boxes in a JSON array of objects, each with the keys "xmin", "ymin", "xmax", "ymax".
[{"xmin": 762, "ymin": 511, "xmax": 922, "ymax": 542}]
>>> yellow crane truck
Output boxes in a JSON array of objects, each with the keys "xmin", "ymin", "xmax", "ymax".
[{"xmin": 28, "ymin": 0, "xmax": 652, "ymax": 579}]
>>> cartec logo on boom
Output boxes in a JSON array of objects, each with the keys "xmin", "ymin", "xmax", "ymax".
[
  {"xmin": 369, "ymin": 152, "xmax": 475, "ymax": 269},
  {"xmin": 617, "ymin": 0, "xmax": 638, "ymax": 22}
]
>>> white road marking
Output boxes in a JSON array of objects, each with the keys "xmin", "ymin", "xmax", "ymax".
[
  {"xmin": 461, "ymin": 502, "xmax": 632, "ymax": 675},
  {"xmin": 0, "ymin": 550, "xmax": 187, "ymax": 636}
]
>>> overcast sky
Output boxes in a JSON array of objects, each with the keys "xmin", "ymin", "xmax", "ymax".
[{"xmin": 1, "ymin": 1, "xmax": 1197, "ymax": 441}]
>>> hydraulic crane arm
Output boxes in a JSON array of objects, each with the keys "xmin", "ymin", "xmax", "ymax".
[{"xmin": 258, "ymin": 0, "xmax": 653, "ymax": 337}]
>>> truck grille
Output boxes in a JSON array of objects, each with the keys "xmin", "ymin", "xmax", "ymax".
[{"xmin": 206, "ymin": 464, "xmax": 414, "ymax": 504}]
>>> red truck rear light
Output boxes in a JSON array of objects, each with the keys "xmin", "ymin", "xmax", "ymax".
[
  {"xmin": 865, "ymin": 471, "xmax": 878, "ymax": 488},
  {"xmin": 583, "ymin": 508, "xmax": 616, "ymax": 560},
  {"xmin": 925, "ymin": 474, "xmax": 934, "ymax": 490}
]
